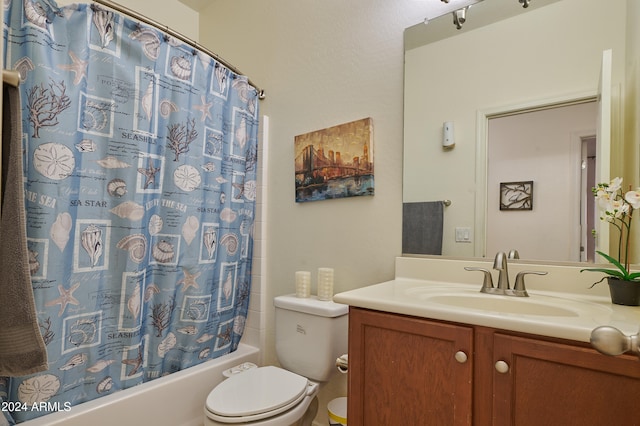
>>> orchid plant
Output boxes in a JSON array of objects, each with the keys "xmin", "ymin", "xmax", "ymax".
[{"xmin": 581, "ymin": 177, "xmax": 640, "ymax": 282}]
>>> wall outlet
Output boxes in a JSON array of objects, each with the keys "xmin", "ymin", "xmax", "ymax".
[{"xmin": 455, "ymin": 227, "xmax": 472, "ymax": 243}]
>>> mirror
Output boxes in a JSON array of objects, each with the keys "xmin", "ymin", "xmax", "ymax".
[{"xmin": 402, "ymin": 0, "xmax": 630, "ymax": 262}]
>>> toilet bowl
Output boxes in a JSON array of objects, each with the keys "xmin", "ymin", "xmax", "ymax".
[
  {"xmin": 204, "ymin": 366, "xmax": 319, "ymax": 425},
  {"xmin": 204, "ymin": 295, "xmax": 348, "ymax": 426}
]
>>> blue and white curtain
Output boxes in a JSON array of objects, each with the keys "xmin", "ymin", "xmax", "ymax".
[{"xmin": 2, "ymin": 0, "xmax": 259, "ymax": 422}]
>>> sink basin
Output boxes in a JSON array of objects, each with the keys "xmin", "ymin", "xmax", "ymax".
[
  {"xmin": 404, "ymin": 285, "xmax": 613, "ymax": 318},
  {"xmin": 426, "ymin": 293, "xmax": 578, "ymax": 317}
]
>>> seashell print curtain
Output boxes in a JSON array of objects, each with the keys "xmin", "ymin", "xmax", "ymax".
[{"xmin": 1, "ymin": 0, "xmax": 259, "ymax": 422}]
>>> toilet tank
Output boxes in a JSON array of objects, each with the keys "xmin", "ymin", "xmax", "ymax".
[{"xmin": 274, "ymin": 294, "xmax": 348, "ymax": 382}]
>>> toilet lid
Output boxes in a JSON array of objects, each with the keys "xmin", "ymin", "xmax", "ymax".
[{"xmin": 206, "ymin": 366, "xmax": 309, "ymax": 421}]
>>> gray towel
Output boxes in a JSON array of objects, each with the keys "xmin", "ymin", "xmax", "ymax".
[
  {"xmin": 402, "ymin": 201, "xmax": 444, "ymax": 255},
  {"xmin": 0, "ymin": 83, "xmax": 48, "ymax": 376}
]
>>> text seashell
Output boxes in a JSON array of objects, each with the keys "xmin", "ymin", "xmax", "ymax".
[
  {"xmin": 141, "ymin": 81, "xmax": 154, "ymax": 120},
  {"xmin": 203, "ymin": 227, "xmax": 216, "ymax": 259},
  {"xmin": 116, "ymin": 233, "xmax": 147, "ymax": 263},
  {"xmin": 14, "ymin": 57, "xmax": 35, "ymax": 82},
  {"xmin": 127, "ymin": 283, "xmax": 141, "ymax": 320},
  {"xmin": 97, "ymin": 156, "xmax": 131, "ymax": 169},
  {"xmin": 86, "ymin": 359, "xmax": 114, "ymax": 373},
  {"xmin": 159, "ymin": 99, "xmax": 178, "ymax": 118},
  {"xmin": 233, "ymin": 315, "xmax": 246, "ymax": 335},
  {"xmin": 96, "ymin": 376, "xmax": 113, "ymax": 394},
  {"xmin": 50, "ymin": 212, "xmax": 73, "ymax": 251},
  {"xmin": 196, "ymin": 333, "xmax": 214, "ymax": 343},
  {"xmin": 220, "ymin": 208, "xmax": 237, "ymax": 223},
  {"xmin": 107, "ymin": 179, "xmax": 127, "ymax": 197},
  {"xmin": 129, "ymin": 28, "xmax": 161, "ymax": 60},
  {"xmin": 28, "ymin": 249, "xmax": 40, "ymax": 275},
  {"xmin": 75, "ymin": 139, "xmax": 96, "ymax": 152},
  {"xmin": 181, "ymin": 216, "xmax": 199, "ymax": 245},
  {"xmin": 232, "ymin": 78, "xmax": 251, "ymax": 104},
  {"xmin": 24, "ymin": 0, "xmax": 49, "ymax": 29},
  {"xmin": 110, "ymin": 201, "xmax": 145, "ymax": 221},
  {"xmin": 220, "ymin": 233, "xmax": 238, "ymax": 256},
  {"xmin": 92, "ymin": 8, "xmax": 115, "ymax": 47},
  {"xmin": 198, "ymin": 348, "xmax": 210, "ymax": 360},
  {"xmin": 149, "ymin": 215, "xmax": 163, "ymax": 235},
  {"xmin": 144, "ymin": 284, "xmax": 160, "ymax": 302},
  {"xmin": 81, "ymin": 224, "xmax": 103, "ymax": 267},
  {"xmin": 59, "ymin": 353, "xmax": 87, "ymax": 371},
  {"xmin": 170, "ymin": 56, "xmax": 192, "ymax": 80},
  {"xmin": 158, "ymin": 332, "xmax": 176, "ymax": 358},
  {"xmin": 222, "ymin": 272, "xmax": 233, "ymax": 301},
  {"xmin": 152, "ymin": 240, "xmax": 175, "ymax": 263},
  {"xmin": 18, "ymin": 374, "xmax": 60, "ymax": 405},
  {"xmin": 177, "ymin": 325, "xmax": 197, "ymax": 335},
  {"xmin": 174, "ymin": 165, "xmax": 201, "ymax": 192}
]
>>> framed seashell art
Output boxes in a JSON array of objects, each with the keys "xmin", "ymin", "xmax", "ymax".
[{"xmin": 294, "ymin": 117, "xmax": 375, "ymax": 202}]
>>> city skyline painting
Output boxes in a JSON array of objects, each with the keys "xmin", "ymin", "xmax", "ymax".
[{"xmin": 294, "ymin": 118, "xmax": 374, "ymax": 202}]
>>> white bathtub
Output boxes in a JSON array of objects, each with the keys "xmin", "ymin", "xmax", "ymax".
[{"xmin": 19, "ymin": 344, "xmax": 260, "ymax": 426}]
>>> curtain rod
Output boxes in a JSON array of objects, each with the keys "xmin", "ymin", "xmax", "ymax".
[{"xmin": 92, "ymin": 0, "xmax": 265, "ymax": 100}]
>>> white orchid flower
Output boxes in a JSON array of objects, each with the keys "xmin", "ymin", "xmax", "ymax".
[
  {"xmin": 625, "ymin": 189, "xmax": 640, "ymax": 209},
  {"xmin": 607, "ymin": 199, "xmax": 630, "ymax": 218},
  {"xmin": 608, "ymin": 177, "xmax": 623, "ymax": 193}
]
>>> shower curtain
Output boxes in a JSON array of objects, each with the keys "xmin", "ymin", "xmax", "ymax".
[{"xmin": 1, "ymin": 0, "xmax": 259, "ymax": 422}]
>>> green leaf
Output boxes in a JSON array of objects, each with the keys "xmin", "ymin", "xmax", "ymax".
[
  {"xmin": 595, "ymin": 251, "xmax": 630, "ymax": 278},
  {"xmin": 579, "ymin": 267, "xmax": 626, "ymax": 279}
]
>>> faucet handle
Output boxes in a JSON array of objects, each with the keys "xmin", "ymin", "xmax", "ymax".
[
  {"xmin": 464, "ymin": 267, "xmax": 494, "ymax": 293},
  {"xmin": 510, "ymin": 270, "xmax": 548, "ymax": 297}
]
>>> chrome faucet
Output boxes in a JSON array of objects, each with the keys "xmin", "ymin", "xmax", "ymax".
[
  {"xmin": 493, "ymin": 251, "xmax": 510, "ymax": 291},
  {"xmin": 465, "ymin": 251, "xmax": 548, "ymax": 297}
]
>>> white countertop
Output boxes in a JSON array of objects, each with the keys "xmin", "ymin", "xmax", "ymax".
[{"xmin": 333, "ymin": 257, "xmax": 640, "ymax": 343}]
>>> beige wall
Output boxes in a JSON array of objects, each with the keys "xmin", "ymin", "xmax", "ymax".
[{"xmin": 196, "ymin": 0, "xmax": 435, "ymax": 423}]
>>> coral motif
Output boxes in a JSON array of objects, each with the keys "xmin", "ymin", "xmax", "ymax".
[
  {"xmin": 18, "ymin": 374, "xmax": 60, "ymax": 405},
  {"xmin": 27, "ymin": 80, "xmax": 72, "ymax": 138},
  {"xmin": 33, "ymin": 143, "xmax": 75, "ymax": 180},
  {"xmin": 81, "ymin": 224, "xmax": 103, "ymax": 267},
  {"xmin": 150, "ymin": 298, "xmax": 174, "ymax": 337},
  {"xmin": 167, "ymin": 118, "xmax": 197, "ymax": 161}
]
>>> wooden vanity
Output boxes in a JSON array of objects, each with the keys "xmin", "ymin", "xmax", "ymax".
[
  {"xmin": 335, "ymin": 257, "xmax": 640, "ymax": 426},
  {"xmin": 347, "ymin": 307, "xmax": 640, "ymax": 425}
]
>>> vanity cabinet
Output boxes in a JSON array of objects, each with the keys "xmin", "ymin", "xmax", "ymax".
[{"xmin": 348, "ymin": 307, "xmax": 640, "ymax": 426}]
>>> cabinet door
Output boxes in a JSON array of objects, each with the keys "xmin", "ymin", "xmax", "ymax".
[
  {"xmin": 348, "ymin": 308, "xmax": 473, "ymax": 426},
  {"xmin": 492, "ymin": 332, "xmax": 640, "ymax": 425}
]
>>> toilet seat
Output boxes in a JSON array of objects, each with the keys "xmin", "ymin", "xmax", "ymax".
[{"xmin": 205, "ymin": 366, "xmax": 310, "ymax": 424}]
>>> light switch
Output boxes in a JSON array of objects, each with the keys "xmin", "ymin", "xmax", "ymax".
[{"xmin": 455, "ymin": 227, "xmax": 472, "ymax": 243}]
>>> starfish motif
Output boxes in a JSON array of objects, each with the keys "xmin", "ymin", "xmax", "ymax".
[
  {"xmin": 217, "ymin": 325, "xmax": 233, "ymax": 346},
  {"xmin": 193, "ymin": 95, "xmax": 213, "ymax": 122},
  {"xmin": 122, "ymin": 347, "xmax": 143, "ymax": 377},
  {"xmin": 177, "ymin": 267, "xmax": 201, "ymax": 292},
  {"xmin": 45, "ymin": 282, "xmax": 81, "ymax": 317},
  {"xmin": 231, "ymin": 181, "xmax": 245, "ymax": 200},
  {"xmin": 57, "ymin": 51, "xmax": 88, "ymax": 85},
  {"xmin": 137, "ymin": 157, "xmax": 160, "ymax": 189}
]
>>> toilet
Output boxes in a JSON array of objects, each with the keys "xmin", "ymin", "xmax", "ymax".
[{"xmin": 204, "ymin": 294, "xmax": 349, "ymax": 425}]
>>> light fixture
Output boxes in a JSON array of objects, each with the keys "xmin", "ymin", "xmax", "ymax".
[
  {"xmin": 519, "ymin": 0, "xmax": 531, "ymax": 7},
  {"xmin": 452, "ymin": 7, "xmax": 469, "ymax": 30},
  {"xmin": 443, "ymin": 121, "xmax": 455, "ymax": 149}
]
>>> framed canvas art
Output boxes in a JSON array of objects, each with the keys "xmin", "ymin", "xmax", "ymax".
[
  {"xmin": 294, "ymin": 118, "xmax": 374, "ymax": 202},
  {"xmin": 500, "ymin": 181, "xmax": 533, "ymax": 210}
]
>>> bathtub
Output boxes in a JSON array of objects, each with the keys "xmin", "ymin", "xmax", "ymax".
[{"xmin": 19, "ymin": 343, "xmax": 260, "ymax": 426}]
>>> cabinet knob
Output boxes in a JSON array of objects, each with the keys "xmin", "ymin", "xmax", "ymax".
[
  {"xmin": 454, "ymin": 351, "xmax": 468, "ymax": 363},
  {"xmin": 495, "ymin": 360, "xmax": 509, "ymax": 373}
]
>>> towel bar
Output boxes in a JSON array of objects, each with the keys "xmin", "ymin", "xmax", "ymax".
[{"xmin": 2, "ymin": 70, "xmax": 20, "ymax": 87}]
